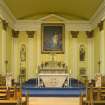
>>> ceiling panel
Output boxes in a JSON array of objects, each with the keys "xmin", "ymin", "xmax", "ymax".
[{"xmin": 4, "ymin": 0, "xmax": 103, "ymax": 20}]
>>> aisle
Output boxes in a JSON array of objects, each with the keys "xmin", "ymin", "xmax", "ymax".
[{"xmin": 29, "ymin": 97, "xmax": 80, "ymax": 105}]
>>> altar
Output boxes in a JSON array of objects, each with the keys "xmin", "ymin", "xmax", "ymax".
[
  {"xmin": 38, "ymin": 61, "xmax": 69, "ymax": 87},
  {"xmin": 38, "ymin": 74, "xmax": 68, "ymax": 87}
]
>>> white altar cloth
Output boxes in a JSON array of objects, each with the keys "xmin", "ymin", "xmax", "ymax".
[{"xmin": 38, "ymin": 74, "xmax": 69, "ymax": 87}]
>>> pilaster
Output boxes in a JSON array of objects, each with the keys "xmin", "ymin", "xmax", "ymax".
[
  {"xmin": 12, "ymin": 30, "xmax": 19, "ymax": 81},
  {"xmin": 98, "ymin": 21, "xmax": 105, "ymax": 75},
  {"xmin": 64, "ymin": 24, "xmax": 70, "ymax": 71},
  {"xmin": 71, "ymin": 31, "xmax": 79, "ymax": 78},
  {"xmin": 36, "ymin": 24, "xmax": 41, "ymax": 73},
  {"xmin": 26, "ymin": 31, "xmax": 35, "ymax": 79},
  {"xmin": 1, "ymin": 20, "xmax": 8, "ymax": 75},
  {"xmin": 86, "ymin": 30, "xmax": 94, "ymax": 79}
]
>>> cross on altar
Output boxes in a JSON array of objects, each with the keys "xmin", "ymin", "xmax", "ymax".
[{"xmin": 50, "ymin": 52, "xmax": 55, "ymax": 61}]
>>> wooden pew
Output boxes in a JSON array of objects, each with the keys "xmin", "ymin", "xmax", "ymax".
[
  {"xmin": 0, "ymin": 86, "xmax": 8, "ymax": 100},
  {"xmin": 0, "ymin": 86, "xmax": 28, "ymax": 105},
  {"xmin": 0, "ymin": 97, "xmax": 27, "ymax": 105},
  {"xmin": 80, "ymin": 86, "xmax": 105, "ymax": 105}
]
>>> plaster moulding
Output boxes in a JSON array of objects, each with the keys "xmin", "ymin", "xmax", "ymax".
[
  {"xmin": 0, "ymin": 0, "xmax": 105, "ymax": 31},
  {"xmin": 15, "ymin": 15, "xmax": 91, "ymax": 31},
  {"xmin": 0, "ymin": 0, "xmax": 16, "ymax": 28},
  {"xmin": 90, "ymin": 0, "xmax": 105, "ymax": 29},
  {"xmin": 15, "ymin": 20, "xmax": 41, "ymax": 31}
]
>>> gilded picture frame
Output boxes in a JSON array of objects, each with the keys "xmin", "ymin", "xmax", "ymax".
[{"xmin": 41, "ymin": 23, "xmax": 65, "ymax": 53}]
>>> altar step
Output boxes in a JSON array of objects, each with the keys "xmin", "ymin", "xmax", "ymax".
[
  {"xmin": 22, "ymin": 87, "xmax": 86, "ymax": 97},
  {"xmin": 29, "ymin": 97, "xmax": 80, "ymax": 105}
]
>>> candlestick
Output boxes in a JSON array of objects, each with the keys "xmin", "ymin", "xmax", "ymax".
[
  {"xmin": 5, "ymin": 60, "xmax": 8, "ymax": 74},
  {"xmin": 98, "ymin": 60, "xmax": 101, "ymax": 73}
]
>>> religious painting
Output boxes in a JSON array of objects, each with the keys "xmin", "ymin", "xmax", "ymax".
[
  {"xmin": 41, "ymin": 23, "xmax": 65, "ymax": 53},
  {"xmin": 79, "ymin": 44, "xmax": 85, "ymax": 61}
]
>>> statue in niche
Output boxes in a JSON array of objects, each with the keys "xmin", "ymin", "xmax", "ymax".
[
  {"xmin": 80, "ymin": 44, "xmax": 85, "ymax": 61},
  {"xmin": 20, "ymin": 44, "xmax": 26, "ymax": 62}
]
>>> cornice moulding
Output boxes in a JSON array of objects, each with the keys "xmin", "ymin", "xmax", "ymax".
[
  {"xmin": 0, "ymin": 0, "xmax": 16, "ymax": 28},
  {"xmin": 15, "ymin": 19, "xmax": 91, "ymax": 31},
  {"xmin": 37, "ymin": 14, "xmax": 69, "ymax": 22},
  {"xmin": 90, "ymin": 0, "xmax": 105, "ymax": 29}
]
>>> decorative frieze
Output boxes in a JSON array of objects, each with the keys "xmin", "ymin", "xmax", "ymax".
[
  {"xmin": 71, "ymin": 31, "xmax": 79, "ymax": 38},
  {"xmin": 26, "ymin": 31, "xmax": 35, "ymax": 38}
]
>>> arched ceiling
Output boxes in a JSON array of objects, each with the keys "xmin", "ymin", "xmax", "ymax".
[{"xmin": 4, "ymin": 0, "xmax": 103, "ymax": 20}]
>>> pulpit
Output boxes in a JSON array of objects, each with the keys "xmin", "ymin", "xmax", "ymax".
[{"xmin": 38, "ymin": 61, "xmax": 68, "ymax": 87}]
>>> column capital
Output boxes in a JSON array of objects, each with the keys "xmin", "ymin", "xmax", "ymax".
[
  {"xmin": 86, "ymin": 30, "xmax": 94, "ymax": 38},
  {"xmin": 26, "ymin": 31, "xmax": 35, "ymax": 38},
  {"xmin": 98, "ymin": 21, "xmax": 104, "ymax": 31},
  {"xmin": 2, "ymin": 20, "xmax": 8, "ymax": 31},
  {"xmin": 71, "ymin": 31, "xmax": 79, "ymax": 38},
  {"xmin": 12, "ymin": 30, "xmax": 19, "ymax": 38}
]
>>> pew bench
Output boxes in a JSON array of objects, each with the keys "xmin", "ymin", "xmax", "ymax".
[{"xmin": 80, "ymin": 87, "xmax": 105, "ymax": 105}]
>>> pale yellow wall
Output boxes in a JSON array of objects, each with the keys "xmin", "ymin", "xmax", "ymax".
[
  {"xmin": 68, "ymin": 32, "xmax": 72, "ymax": 73},
  {"xmin": 0, "ymin": 16, "xmax": 92, "ymax": 79},
  {"xmin": 17, "ymin": 31, "xmax": 37, "ymax": 79},
  {"xmin": 93, "ymin": 21, "xmax": 105, "ymax": 74},
  {"xmin": 0, "ymin": 20, "xmax": 13, "ymax": 75},
  {"xmin": 0, "ymin": 22, "xmax": 96, "ymax": 80},
  {"xmin": 103, "ymin": 21, "xmax": 105, "ymax": 74},
  {"xmin": 0, "ymin": 21, "xmax": 2, "ymax": 73},
  {"xmin": 8, "ymin": 28, "xmax": 88, "ymax": 79},
  {"xmin": 1, "ymin": 16, "xmax": 105, "ymax": 80},
  {"xmin": 104, "ymin": 21, "xmax": 105, "ymax": 73},
  {"xmin": 18, "ymin": 32, "xmax": 28, "ymax": 78},
  {"xmin": 10, "ymin": 21, "xmax": 105, "ymax": 80},
  {"xmin": 78, "ymin": 31, "xmax": 88, "ymax": 77},
  {"xmin": 94, "ymin": 27, "xmax": 100, "ymax": 73},
  {"xmin": 17, "ymin": 31, "xmax": 66, "ymax": 78},
  {"xmin": 6, "ymin": 26, "xmax": 12, "ymax": 73}
]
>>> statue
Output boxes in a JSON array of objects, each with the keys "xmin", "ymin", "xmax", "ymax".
[
  {"xmin": 20, "ymin": 44, "xmax": 26, "ymax": 62},
  {"xmin": 20, "ymin": 44, "xmax": 26, "ymax": 71},
  {"xmin": 95, "ymin": 73, "xmax": 102, "ymax": 87},
  {"xmin": 80, "ymin": 45, "xmax": 85, "ymax": 61}
]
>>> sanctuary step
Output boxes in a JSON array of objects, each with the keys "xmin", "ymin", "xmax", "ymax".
[
  {"xmin": 22, "ymin": 87, "xmax": 86, "ymax": 97},
  {"xmin": 22, "ymin": 78, "xmax": 85, "ymax": 88}
]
